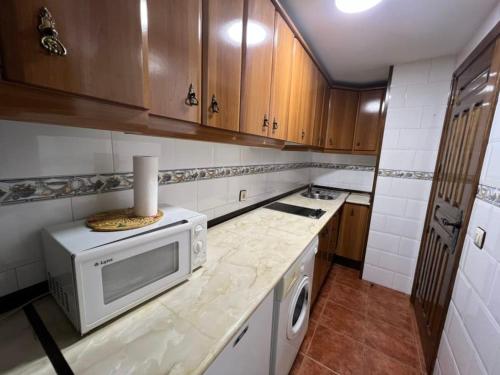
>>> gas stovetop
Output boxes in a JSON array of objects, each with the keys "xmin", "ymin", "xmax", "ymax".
[{"xmin": 264, "ymin": 202, "xmax": 326, "ymax": 219}]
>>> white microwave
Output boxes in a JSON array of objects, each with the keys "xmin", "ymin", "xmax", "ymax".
[{"xmin": 42, "ymin": 205, "xmax": 207, "ymax": 335}]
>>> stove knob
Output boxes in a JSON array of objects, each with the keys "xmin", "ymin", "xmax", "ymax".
[
  {"xmin": 194, "ymin": 225, "xmax": 204, "ymax": 236},
  {"xmin": 194, "ymin": 241, "xmax": 203, "ymax": 254}
]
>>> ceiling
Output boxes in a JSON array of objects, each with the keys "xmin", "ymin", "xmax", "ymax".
[{"xmin": 281, "ymin": 0, "xmax": 499, "ymax": 84}]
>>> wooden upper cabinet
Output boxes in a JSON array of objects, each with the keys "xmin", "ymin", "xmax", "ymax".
[
  {"xmin": 202, "ymin": 0, "xmax": 244, "ymax": 131},
  {"xmin": 0, "ymin": 0, "xmax": 148, "ymax": 108},
  {"xmin": 312, "ymin": 73, "xmax": 328, "ymax": 147},
  {"xmin": 288, "ymin": 43, "xmax": 316, "ymax": 145},
  {"xmin": 300, "ymin": 54, "xmax": 316, "ymax": 145},
  {"xmin": 239, "ymin": 0, "xmax": 275, "ymax": 137},
  {"xmin": 325, "ymin": 89, "xmax": 359, "ymax": 150},
  {"xmin": 268, "ymin": 12, "xmax": 294, "ymax": 141},
  {"xmin": 353, "ymin": 89, "xmax": 385, "ymax": 154},
  {"xmin": 148, "ymin": 0, "xmax": 202, "ymax": 123},
  {"xmin": 287, "ymin": 38, "xmax": 306, "ymax": 144}
]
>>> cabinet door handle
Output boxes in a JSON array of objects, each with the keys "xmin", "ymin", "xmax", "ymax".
[
  {"xmin": 38, "ymin": 7, "xmax": 67, "ymax": 56},
  {"xmin": 329, "ymin": 138, "xmax": 333, "ymax": 146},
  {"xmin": 210, "ymin": 95, "xmax": 220, "ymax": 113},
  {"xmin": 263, "ymin": 114, "xmax": 269, "ymax": 128},
  {"xmin": 356, "ymin": 142, "xmax": 361, "ymax": 147},
  {"xmin": 301, "ymin": 130, "xmax": 305, "ymax": 139},
  {"xmin": 185, "ymin": 83, "xmax": 199, "ymax": 106},
  {"xmin": 272, "ymin": 118, "xmax": 278, "ymax": 131},
  {"xmin": 233, "ymin": 325, "xmax": 249, "ymax": 347}
]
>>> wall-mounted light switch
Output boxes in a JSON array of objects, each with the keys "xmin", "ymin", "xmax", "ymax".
[
  {"xmin": 474, "ymin": 227, "xmax": 486, "ymax": 249},
  {"xmin": 239, "ymin": 190, "xmax": 247, "ymax": 202}
]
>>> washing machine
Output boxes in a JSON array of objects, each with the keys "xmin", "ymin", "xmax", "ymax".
[{"xmin": 270, "ymin": 236, "xmax": 318, "ymax": 375}]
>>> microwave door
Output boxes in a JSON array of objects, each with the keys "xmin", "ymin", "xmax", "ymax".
[{"xmin": 74, "ymin": 223, "xmax": 192, "ymax": 333}]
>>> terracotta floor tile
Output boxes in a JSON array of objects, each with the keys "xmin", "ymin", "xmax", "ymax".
[
  {"xmin": 310, "ymin": 295, "xmax": 327, "ymax": 323},
  {"xmin": 308, "ymin": 325, "xmax": 364, "ymax": 375},
  {"xmin": 296, "ymin": 355, "xmax": 337, "ymax": 375},
  {"xmin": 300, "ymin": 320, "xmax": 317, "ymax": 354},
  {"xmin": 319, "ymin": 301, "xmax": 366, "ymax": 342},
  {"xmin": 364, "ymin": 317, "xmax": 420, "ymax": 368},
  {"xmin": 365, "ymin": 317, "xmax": 415, "ymax": 345},
  {"xmin": 289, "ymin": 352, "xmax": 304, "ymax": 375},
  {"xmin": 363, "ymin": 346, "xmax": 419, "ymax": 375},
  {"xmin": 367, "ymin": 284, "xmax": 412, "ymax": 311},
  {"xmin": 329, "ymin": 282, "xmax": 367, "ymax": 311},
  {"xmin": 366, "ymin": 298, "xmax": 413, "ymax": 333},
  {"xmin": 334, "ymin": 270, "xmax": 371, "ymax": 291}
]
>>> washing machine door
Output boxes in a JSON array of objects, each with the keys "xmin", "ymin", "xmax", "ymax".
[{"xmin": 286, "ymin": 276, "xmax": 310, "ymax": 340}]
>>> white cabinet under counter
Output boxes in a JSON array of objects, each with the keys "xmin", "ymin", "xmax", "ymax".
[{"xmin": 204, "ymin": 291, "xmax": 274, "ymax": 375}]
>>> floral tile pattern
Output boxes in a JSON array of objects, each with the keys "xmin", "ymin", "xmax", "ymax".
[
  {"xmin": 378, "ymin": 169, "xmax": 434, "ymax": 180},
  {"xmin": 477, "ymin": 184, "xmax": 500, "ymax": 207}
]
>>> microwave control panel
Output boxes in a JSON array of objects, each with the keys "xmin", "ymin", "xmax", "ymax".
[{"xmin": 191, "ymin": 216, "xmax": 207, "ymax": 269}]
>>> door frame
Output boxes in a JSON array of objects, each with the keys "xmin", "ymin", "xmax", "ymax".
[{"xmin": 410, "ymin": 22, "xmax": 500, "ymax": 372}]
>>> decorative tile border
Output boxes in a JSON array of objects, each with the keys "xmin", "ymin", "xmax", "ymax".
[
  {"xmin": 0, "ymin": 162, "xmax": 378, "ymax": 205},
  {"xmin": 378, "ymin": 169, "xmax": 434, "ymax": 180},
  {"xmin": 311, "ymin": 163, "xmax": 375, "ymax": 172},
  {"xmin": 477, "ymin": 184, "xmax": 500, "ymax": 207}
]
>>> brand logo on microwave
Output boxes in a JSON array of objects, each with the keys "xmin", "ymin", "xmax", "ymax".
[{"xmin": 94, "ymin": 258, "xmax": 113, "ymax": 267}]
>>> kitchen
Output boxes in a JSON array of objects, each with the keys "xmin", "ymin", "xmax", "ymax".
[{"xmin": 1, "ymin": 0, "xmax": 500, "ymax": 374}]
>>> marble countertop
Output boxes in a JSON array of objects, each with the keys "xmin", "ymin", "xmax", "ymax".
[
  {"xmin": 3, "ymin": 190, "xmax": 348, "ymax": 375},
  {"xmin": 345, "ymin": 192, "xmax": 371, "ymax": 206}
]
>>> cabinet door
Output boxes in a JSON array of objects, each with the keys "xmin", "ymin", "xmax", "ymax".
[
  {"xmin": 0, "ymin": 0, "xmax": 148, "ymax": 108},
  {"xmin": 268, "ymin": 12, "xmax": 294, "ymax": 141},
  {"xmin": 325, "ymin": 89, "xmax": 359, "ymax": 150},
  {"xmin": 299, "ymin": 54, "xmax": 316, "ymax": 145},
  {"xmin": 202, "ymin": 0, "xmax": 244, "ymax": 131},
  {"xmin": 353, "ymin": 89, "xmax": 385, "ymax": 154},
  {"xmin": 239, "ymin": 0, "xmax": 275, "ymax": 137},
  {"xmin": 148, "ymin": 0, "xmax": 201, "ymax": 123},
  {"xmin": 328, "ymin": 211, "xmax": 340, "ymax": 261},
  {"xmin": 312, "ymin": 223, "xmax": 331, "ymax": 303},
  {"xmin": 204, "ymin": 291, "xmax": 273, "ymax": 375},
  {"xmin": 312, "ymin": 73, "xmax": 328, "ymax": 147},
  {"xmin": 287, "ymin": 39, "xmax": 306, "ymax": 144},
  {"xmin": 337, "ymin": 203, "xmax": 369, "ymax": 261}
]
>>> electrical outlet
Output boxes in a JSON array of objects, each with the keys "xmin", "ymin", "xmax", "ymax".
[{"xmin": 239, "ymin": 190, "xmax": 247, "ymax": 202}]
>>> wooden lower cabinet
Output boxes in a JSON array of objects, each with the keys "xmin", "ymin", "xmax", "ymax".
[
  {"xmin": 311, "ymin": 212, "xmax": 340, "ymax": 304},
  {"xmin": 336, "ymin": 203, "xmax": 369, "ymax": 262}
]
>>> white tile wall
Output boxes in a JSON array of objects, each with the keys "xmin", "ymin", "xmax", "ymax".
[
  {"xmin": 435, "ymin": 98, "xmax": 500, "ymax": 375},
  {"xmin": 0, "ymin": 120, "xmax": 313, "ymax": 297},
  {"xmin": 363, "ymin": 56, "xmax": 454, "ymax": 294},
  {"xmin": 363, "ymin": 176, "xmax": 431, "ymax": 293},
  {"xmin": 310, "ymin": 152, "xmax": 376, "ymax": 192}
]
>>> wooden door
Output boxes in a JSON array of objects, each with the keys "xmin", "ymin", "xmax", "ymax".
[
  {"xmin": 148, "ymin": 0, "xmax": 202, "ymax": 122},
  {"xmin": 325, "ymin": 89, "xmax": 359, "ymax": 150},
  {"xmin": 202, "ymin": 0, "xmax": 244, "ymax": 131},
  {"xmin": 287, "ymin": 39, "xmax": 306, "ymax": 143},
  {"xmin": 336, "ymin": 203, "xmax": 369, "ymax": 261},
  {"xmin": 239, "ymin": 0, "xmax": 275, "ymax": 137},
  {"xmin": 353, "ymin": 89, "xmax": 384, "ymax": 154},
  {"xmin": 268, "ymin": 12, "xmax": 294, "ymax": 140},
  {"xmin": 412, "ymin": 37, "xmax": 500, "ymax": 373},
  {"xmin": 0, "ymin": 0, "xmax": 148, "ymax": 108}
]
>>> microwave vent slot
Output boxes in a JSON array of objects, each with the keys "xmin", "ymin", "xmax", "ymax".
[{"xmin": 48, "ymin": 272, "xmax": 70, "ymax": 314}]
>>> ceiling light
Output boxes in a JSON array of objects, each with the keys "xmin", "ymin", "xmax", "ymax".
[{"xmin": 335, "ymin": 0, "xmax": 382, "ymax": 13}]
